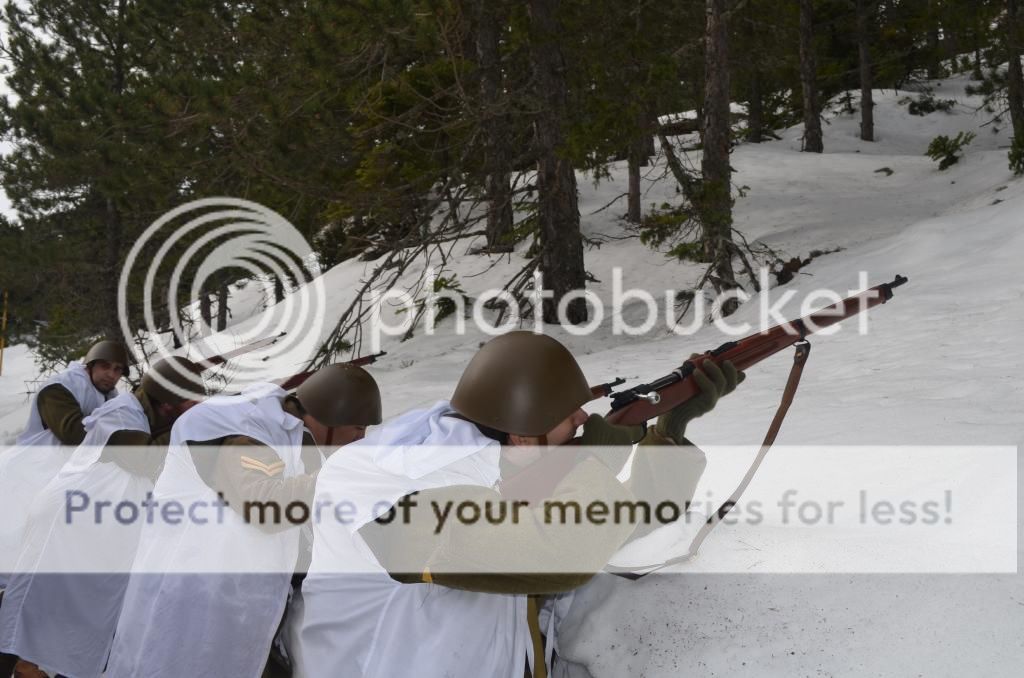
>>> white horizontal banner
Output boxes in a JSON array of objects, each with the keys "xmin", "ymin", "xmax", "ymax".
[{"xmin": 0, "ymin": 444, "xmax": 1016, "ymax": 575}]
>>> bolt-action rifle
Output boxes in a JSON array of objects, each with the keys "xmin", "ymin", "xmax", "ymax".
[
  {"xmin": 276, "ymin": 352, "xmax": 388, "ymax": 391},
  {"xmin": 603, "ymin": 275, "xmax": 908, "ymax": 426},
  {"xmin": 499, "ymin": 276, "xmax": 909, "ymax": 569},
  {"xmin": 194, "ymin": 332, "xmax": 288, "ymax": 371}
]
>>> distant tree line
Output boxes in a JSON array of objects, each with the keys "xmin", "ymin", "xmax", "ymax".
[{"xmin": 0, "ymin": 0, "xmax": 1020, "ymax": 364}]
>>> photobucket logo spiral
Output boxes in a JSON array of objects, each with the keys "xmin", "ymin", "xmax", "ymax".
[{"xmin": 118, "ymin": 198, "xmax": 327, "ymax": 398}]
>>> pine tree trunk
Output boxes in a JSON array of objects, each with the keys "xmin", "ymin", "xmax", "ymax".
[
  {"xmin": 529, "ymin": 0, "xmax": 587, "ymax": 325},
  {"xmin": 626, "ymin": 6, "xmax": 649, "ymax": 224},
  {"xmin": 748, "ymin": 70, "xmax": 764, "ymax": 143},
  {"xmin": 627, "ymin": 148, "xmax": 642, "ymax": 223},
  {"xmin": 973, "ymin": 7, "xmax": 986, "ymax": 79},
  {"xmin": 103, "ymin": 198, "xmax": 123, "ymax": 341},
  {"xmin": 216, "ymin": 283, "xmax": 229, "ymax": 332},
  {"xmin": 273, "ymin": 275, "xmax": 285, "ymax": 303},
  {"xmin": 627, "ymin": 107, "xmax": 649, "ymax": 223},
  {"xmin": 199, "ymin": 291, "xmax": 213, "ymax": 328},
  {"xmin": 745, "ymin": 2, "xmax": 765, "ymax": 143},
  {"xmin": 857, "ymin": 0, "xmax": 875, "ymax": 142},
  {"xmin": 703, "ymin": 0, "xmax": 739, "ymax": 316},
  {"xmin": 927, "ymin": 0, "xmax": 942, "ymax": 78},
  {"xmin": 476, "ymin": 0, "xmax": 514, "ymax": 251},
  {"xmin": 799, "ymin": 0, "xmax": 824, "ymax": 153},
  {"xmin": 643, "ymin": 114, "xmax": 656, "ymax": 158},
  {"xmin": 101, "ymin": 0, "xmax": 130, "ymax": 344},
  {"xmin": 1008, "ymin": 0, "xmax": 1024, "ymax": 142}
]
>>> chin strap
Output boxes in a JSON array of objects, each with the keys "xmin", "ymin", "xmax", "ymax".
[{"xmin": 609, "ymin": 340, "xmax": 812, "ymax": 580}]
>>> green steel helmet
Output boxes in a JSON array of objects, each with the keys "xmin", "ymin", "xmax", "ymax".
[
  {"xmin": 84, "ymin": 340, "xmax": 132, "ymax": 377},
  {"xmin": 140, "ymin": 357, "xmax": 206, "ymax": 406},
  {"xmin": 450, "ymin": 331, "xmax": 593, "ymax": 437},
  {"xmin": 295, "ymin": 363, "xmax": 383, "ymax": 428}
]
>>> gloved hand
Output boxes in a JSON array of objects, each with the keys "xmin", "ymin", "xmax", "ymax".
[
  {"xmin": 655, "ymin": 358, "xmax": 745, "ymax": 444},
  {"xmin": 578, "ymin": 413, "xmax": 645, "ymax": 447},
  {"xmin": 577, "ymin": 414, "xmax": 644, "ymax": 472}
]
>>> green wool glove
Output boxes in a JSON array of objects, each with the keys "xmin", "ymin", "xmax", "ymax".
[
  {"xmin": 655, "ymin": 359, "xmax": 745, "ymax": 444},
  {"xmin": 577, "ymin": 414, "xmax": 645, "ymax": 472}
]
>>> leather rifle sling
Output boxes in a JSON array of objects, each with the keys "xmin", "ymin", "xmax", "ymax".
[{"xmin": 608, "ymin": 340, "xmax": 811, "ymax": 580}]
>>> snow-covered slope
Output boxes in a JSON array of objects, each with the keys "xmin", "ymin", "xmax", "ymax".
[{"xmin": 0, "ymin": 73, "xmax": 1020, "ymax": 675}]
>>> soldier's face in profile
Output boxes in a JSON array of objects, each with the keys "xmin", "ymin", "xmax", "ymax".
[{"xmin": 504, "ymin": 407, "xmax": 589, "ymax": 467}]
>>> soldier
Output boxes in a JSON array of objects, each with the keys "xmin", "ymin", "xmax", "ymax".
[
  {"xmin": 0, "ymin": 340, "xmax": 131, "ymax": 563},
  {"xmin": 0, "ymin": 357, "xmax": 205, "ymax": 678},
  {"xmin": 18, "ymin": 340, "xmax": 131, "ymax": 446},
  {"xmin": 104, "ymin": 363, "xmax": 383, "ymax": 678},
  {"xmin": 0, "ymin": 358, "xmax": 205, "ymax": 675},
  {"xmin": 294, "ymin": 331, "xmax": 742, "ymax": 678}
]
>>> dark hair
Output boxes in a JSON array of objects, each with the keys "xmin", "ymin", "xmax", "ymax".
[
  {"xmin": 284, "ymin": 394, "xmax": 307, "ymax": 418},
  {"xmin": 444, "ymin": 412, "xmax": 508, "ymax": 445}
]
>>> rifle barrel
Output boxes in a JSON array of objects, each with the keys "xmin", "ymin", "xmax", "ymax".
[{"xmin": 606, "ymin": 276, "xmax": 907, "ymax": 426}]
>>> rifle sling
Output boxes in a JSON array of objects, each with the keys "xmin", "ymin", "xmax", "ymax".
[{"xmin": 608, "ymin": 340, "xmax": 811, "ymax": 580}]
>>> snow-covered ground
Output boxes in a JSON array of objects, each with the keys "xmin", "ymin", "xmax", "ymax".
[{"xmin": 1, "ymin": 73, "xmax": 1021, "ymax": 675}]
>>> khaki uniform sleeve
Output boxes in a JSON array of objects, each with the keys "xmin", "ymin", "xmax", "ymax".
[
  {"xmin": 211, "ymin": 435, "xmax": 317, "ymax": 533},
  {"xmin": 99, "ymin": 430, "xmax": 163, "ymax": 480},
  {"xmin": 360, "ymin": 457, "xmax": 637, "ymax": 595},
  {"xmin": 622, "ymin": 428, "xmax": 707, "ymax": 541},
  {"xmin": 36, "ymin": 384, "xmax": 88, "ymax": 446}
]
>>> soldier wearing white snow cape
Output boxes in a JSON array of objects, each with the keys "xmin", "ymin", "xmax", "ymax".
[
  {"xmin": 104, "ymin": 363, "xmax": 382, "ymax": 678},
  {"xmin": 0, "ymin": 356, "xmax": 205, "ymax": 678},
  {"xmin": 292, "ymin": 332, "xmax": 743, "ymax": 678},
  {"xmin": 0, "ymin": 339, "xmax": 130, "ymax": 585}
]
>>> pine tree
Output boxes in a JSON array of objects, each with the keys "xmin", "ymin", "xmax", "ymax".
[
  {"xmin": 702, "ymin": 0, "xmax": 740, "ymax": 315},
  {"xmin": 529, "ymin": 0, "xmax": 586, "ymax": 325},
  {"xmin": 799, "ymin": 0, "xmax": 825, "ymax": 152},
  {"xmin": 0, "ymin": 0, "xmax": 196, "ymax": 357},
  {"xmin": 857, "ymin": 0, "xmax": 876, "ymax": 141}
]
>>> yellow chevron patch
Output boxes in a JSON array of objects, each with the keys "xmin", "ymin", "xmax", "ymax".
[{"xmin": 239, "ymin": 455, "xmax": 286, "ymax": 477}]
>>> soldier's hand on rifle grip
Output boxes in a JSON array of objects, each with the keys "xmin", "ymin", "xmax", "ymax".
[{"xmin": 655, "ymin": 357, "xmax": 745, "ymax": 444}]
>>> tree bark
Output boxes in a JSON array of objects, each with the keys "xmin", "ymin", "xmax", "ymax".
[
  {"xmin": 627, "ymin": 148, "xmax": 642, "ymax": 223},
  {"xmin": 745, "ymin": 3, "xmax": 764, "ymax": 144},
  {"xmin": 273, "ymin": 275, "xmax": 285, "ymax": 303},
  {"xmin": 627, "ymin": 108, "xmax": 650, "ymax": 223},
  {"xmin": 102, "ymin": 198, "xmax": 124, "ymax": 341},
  {"xmin": 529, "ymin": 0, "xmax": 587, "ymax": 325},
  {"xmin": 702, "ymin": 0, "xmax": 739, "ymax": 315},
  {"xmin": 199, "ymin": 291, "xmax": 213, "ymax": 328},
  {"xmin": 216, "ymin": 283, "xmax": 229, "ymax": 332},
  {"xmin": 627, "ymin": 5, "xmax": 649, "ymax": 224},
  {"xmin": 857, "ymin": 0, "xmax": 875, "ymax": 142},
  {"xmin": 1007, "ymin": 0, "xmax": 1024, "ymax": 142},
  {"xmin": 101, "ymin": 0, "xmax": 130, "ymax": 343},
  {"xmin": 926, "ymin": 0, "xmax": 942, "ymax": 79},
  {"xmin": 475, "ymin": 0, "xmax": 514, "ymax": 251},
  {"xmin": 799, "ymin": 0, "xmax": 824, "ymax": 153}
]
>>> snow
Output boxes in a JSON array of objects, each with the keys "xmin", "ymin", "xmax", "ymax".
[{"xmin": 1, "ymin": 72, "xmax": 1022, "ymax": 675}]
